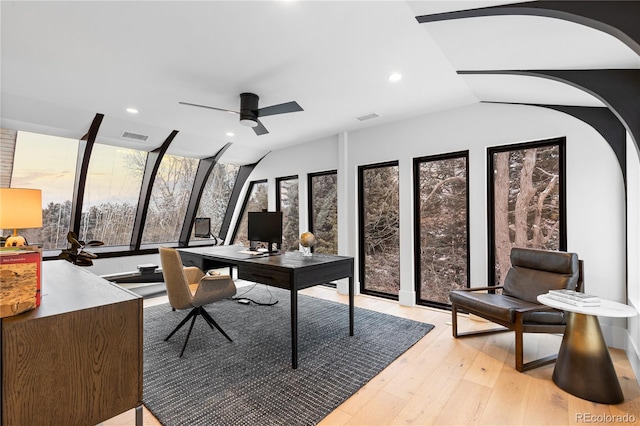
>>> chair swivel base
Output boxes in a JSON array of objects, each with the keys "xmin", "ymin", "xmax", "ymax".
[{"xmin": 165, "ymin": 306, "xmax": 233, "ymax": 357}]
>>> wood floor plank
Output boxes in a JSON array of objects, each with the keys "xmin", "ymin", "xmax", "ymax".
[
  {"xmin": 463, "ymin": 332, "xmax": 512, "ymax": 388},
  {"xmin": 391, "ymin": 361, "xmax": 469, "ymax": 425},
  {"xmin": 434, "ymin": 379, "xmax": 491, "ymax": 425},
  {"xmin": 344, "ymin": 390, "xmax": 406, "ymax": 426},
  {"xmin": 479, "ymin": 366, "xmax": 533, "ymax": 425}
]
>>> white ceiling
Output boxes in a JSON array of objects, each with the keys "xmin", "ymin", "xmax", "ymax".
[{"xmin": 2, "ymin": 1, "xmax": 637, "ymax": 164}]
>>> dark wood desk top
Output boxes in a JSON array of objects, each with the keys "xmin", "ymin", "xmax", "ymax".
[
  {"xmin": 179, "ymin": 246, "xmax": 354, "ymax": 292},
  {"xmin": 179, "ymin": 246, "xmax": 353, "ymax": 270}
]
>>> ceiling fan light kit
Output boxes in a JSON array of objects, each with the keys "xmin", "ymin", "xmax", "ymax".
[
  {"xmin": 240, "ymin": 118, "xmax": 259, "ymax": 128},
  {"xmin": 239, "ymin": 93, "xmax": 260, "ymax": 127}
]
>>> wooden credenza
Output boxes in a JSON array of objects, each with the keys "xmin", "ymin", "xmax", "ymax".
[{"xmin": 1, "ymin": 260, "xmax": 143, "ymax": 426}]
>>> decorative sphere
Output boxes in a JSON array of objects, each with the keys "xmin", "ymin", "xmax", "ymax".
[{"xmin": 299, "ymin": 232, "xmax": 317, "ymax": 248}]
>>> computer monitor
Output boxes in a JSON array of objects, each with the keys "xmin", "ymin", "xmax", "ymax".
[
  {"xmin": 247, "ymin": 211, "xmax": 282, "ymax": 253},
  {"xmin": 194, "ymin": 217, "xmax": 211, "ymax": 238}
]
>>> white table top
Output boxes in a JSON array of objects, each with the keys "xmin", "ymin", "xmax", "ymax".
[{"xmin": 538, "ymin": 294, "xmax": 638, "ymax": 318}]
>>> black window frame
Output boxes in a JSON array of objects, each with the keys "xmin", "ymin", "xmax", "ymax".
[
  {"xmin": 307, "ymin": 169, "xmax": 338, "ymax": 254},
  {"xmin": 413, "ymin": 150, "xmax": 470, "ymax": 309},
  {"xmin": 357, "ymin": 160, "xmax": 400, "ymax": 300}
]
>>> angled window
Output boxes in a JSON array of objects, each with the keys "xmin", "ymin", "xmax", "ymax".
[
  {"xmin": 79, "ymin": 143, "xmax": 145, "ymax": 247},
  {"xmin": 358, "ymin": 161, "xmax": 400, "ymax": 299},
  {"xmin": 232, "ymin": 180, "xmax": 268, "ymax": 246},
  {"xmin": 488, "ymin": 137, "xmax": 566, "ymax": 286},
  {"xmin": 414, "ymin": 152, "xmax": 469, "ymax": 307},
  {"xmin": 193, "ymin": 162, "xmax": 240, "ymax": 241},
  {"xmin": 276, "ymin": 175, "xmax": 299, "ymax": 252},
  {"xmin": 308, "ymin": 170, "xmax": 338, "ymax": 254},
  {"xmin": 141, "ymin": 154, "xmax": 199, "ymax": 244},
  {"xmin": 7, "ymin": 130, "xmax": 78, "ymax": 250}
]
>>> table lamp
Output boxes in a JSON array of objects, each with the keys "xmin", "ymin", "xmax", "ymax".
[{"xmin": 0, "ymin": 188, "xmax": 43, "ymax": 247}]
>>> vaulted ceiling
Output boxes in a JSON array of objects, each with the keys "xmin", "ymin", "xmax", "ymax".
[{"xmin": 2, "ymin": 1, "xmax": 638, "ymax": 165}]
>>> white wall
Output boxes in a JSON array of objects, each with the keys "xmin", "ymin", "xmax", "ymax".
[
  {"xmin": 626, "ymin": 132, "xmax": 640, "ymax": 379},
  {"xmin": 242, "ymin": 102, "xmax": 630, "ymax": 349}
]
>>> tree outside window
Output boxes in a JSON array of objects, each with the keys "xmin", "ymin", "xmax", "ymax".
[
  {"xmin": 233, "ymin": 180, "xmax": 268, "ymax": 246},
  {"xmin": 309, "ymin": 171, "xmax": 338, "ymax": 254},
  {"xmin": 358, "ymin": 161, "xmax": 400, "ymax": 298},
  {"xmin": 276, "ymin": 176, "xmax": 299, "ymax": 252},
  {"xmin": 489, "ymin": 138, "xmax": 566, "ymax": 286}
]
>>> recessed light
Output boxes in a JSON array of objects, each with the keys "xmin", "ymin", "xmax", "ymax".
[
  {"xmin": 226, "ymin": 132, "xmax": 235, "ymax": 137},
  {"xmin": 388, "ymin": 72, "xmax": 402, "ymax": 82},
  {"xmin": 126, "ymin": 107, "xmax": 139, "ymax": 114}
]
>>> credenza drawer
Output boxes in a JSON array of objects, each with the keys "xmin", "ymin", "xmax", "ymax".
[{"xmin": 238, "ymin": 265, "xmax": 290, "ymax": 288}]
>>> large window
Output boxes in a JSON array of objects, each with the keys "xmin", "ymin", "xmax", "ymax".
[
  {"xmin": 308, "ymin": 170, "xmax": 338, "ymax": 254},
  {"xmin": 79, "ymin": 143, "xmax": 145, "ymax": 246},
  {"xmin": 276, "ymin": 175, "xmax": 299, "ymax": 252},
  {"xmin": 141, "ymin": 154, "xmax": 199, "ymax": 244},
  {"xmin": 358, "ymin": 161, "xmax": 400, "ymax": 298},
  {"xmin": 7, "ymin": 131, "xmax": 78, "ymax": 250},
  {"xmin": 193, "ymin": 162, "xmax": 240, "ymax": 241},
  {"xmin": 414, "ymin": 152, "xmax": 469, "ymax": 307},
  {"xmin": 488, "ymin": 138, "xmax": 566, "ymax": 286},
  {"xmin": 233, "ymin": 180, "xmax": 268, "ymax": 246}
]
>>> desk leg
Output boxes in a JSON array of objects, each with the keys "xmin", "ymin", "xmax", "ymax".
[
  {"xmin": 291, "ymin": 289, "xmax": 298, "ymax": 369},
  {"xmin": 349, "ymin": 276, "xmax": 354, "ymax": 336},
  {"xmin": 552, "ymin": 312, "xmax": 624, "ymax": 404}
]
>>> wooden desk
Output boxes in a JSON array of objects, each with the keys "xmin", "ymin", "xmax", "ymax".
[
  {"xmin": 1, "ymin": 260, "xmax": 143, "ymax": 426},
  {"xmin": 538, "ymin": 294, "xmax": 637, "ymax": 404},
  {"xmin": 178, "ymin": 246, "xmax": 355, "ymax": 369}
]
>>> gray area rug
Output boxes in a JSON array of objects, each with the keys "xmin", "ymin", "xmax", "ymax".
[{"xmin": 143, "ymin": 286, "xmax": 434, "ymax": 426}]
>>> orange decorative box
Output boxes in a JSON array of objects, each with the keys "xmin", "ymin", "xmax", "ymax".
[{"xmin": 0, "ymin": 247, "xmax": 42, "ymax": 318}]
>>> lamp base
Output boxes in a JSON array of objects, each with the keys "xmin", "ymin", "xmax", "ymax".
[{"xmin": 5, "ymin": 235, "xmax": 27, "ymax": 247}]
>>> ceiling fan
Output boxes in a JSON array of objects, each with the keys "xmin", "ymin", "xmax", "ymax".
[{"xmin": 179, "ymin": 93, "xmax": 303, "ymax": 136}]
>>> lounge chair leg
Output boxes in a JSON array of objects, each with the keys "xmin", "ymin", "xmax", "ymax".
[
  {"xmin": 515, "ymin": 314, "xmax": 524, "ymax": 372},
  {"xmin": 452, "ymin": 304, "xmax": 459, "ymax": 337}
]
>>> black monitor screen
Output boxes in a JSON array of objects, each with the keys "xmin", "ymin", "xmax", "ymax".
[
  {"xmin": 194, "ymin": 217, "xmax": 211, "ymax": 238},
  {"xmin": 247, "ymin": 211, "xmax": 282, "ymax": 252}
]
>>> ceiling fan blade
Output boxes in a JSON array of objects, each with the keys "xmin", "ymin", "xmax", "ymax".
[
  {"xmin": 179, "ymin": 101, "xmax": 239, "ymax": 114},
  {"xmin": 256, "ymin": 101, "xmax": 303, "ymax": 117},
  {"xmin": 252, "ymin": 119, "xmax": 269, "ymax": 136}
]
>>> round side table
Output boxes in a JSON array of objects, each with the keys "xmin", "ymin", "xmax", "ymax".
[{"xmin": 537, "ymin": 294, "xmax": 637, "ymax": 404}]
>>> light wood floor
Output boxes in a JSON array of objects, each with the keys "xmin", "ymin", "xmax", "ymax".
[{"xmin": 102, "ymin": 286, "xmax": 640, "ymax": 426}]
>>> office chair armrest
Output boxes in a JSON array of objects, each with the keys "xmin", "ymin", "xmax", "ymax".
[
  {"xmin": 192, "ymin": 275, "xmax": 237, "ymax": 306},
  {"xmin": 184, "ymin": 266, "xmax": 205, "ymax": 284}
]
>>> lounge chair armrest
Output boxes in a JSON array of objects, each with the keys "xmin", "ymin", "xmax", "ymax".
[
  {"xmin": 453, "ymin": 285, "xmax": 504, "ymax": 293},
  {"xmin": 515, "ymin": 304, "xmax": 558, "ymax": 314}
]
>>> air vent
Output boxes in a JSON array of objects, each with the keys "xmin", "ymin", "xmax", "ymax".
[
  {"xmin": 121, "ymin": 131, "xmax": 149, "ymax": 142},
  {"xmin": 356, "ymin": 113, "xmax": 380, "ymax": 121}
]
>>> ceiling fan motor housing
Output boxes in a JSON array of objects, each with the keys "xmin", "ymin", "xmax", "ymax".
[{"xmin": 239, "ymin": 92, "xmax": 259, "ymax": 127}]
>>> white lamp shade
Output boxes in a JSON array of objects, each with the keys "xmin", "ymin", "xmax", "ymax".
[{"xmin": 0, "ymin": 188, "xmax": 43, "ymax": 230}]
